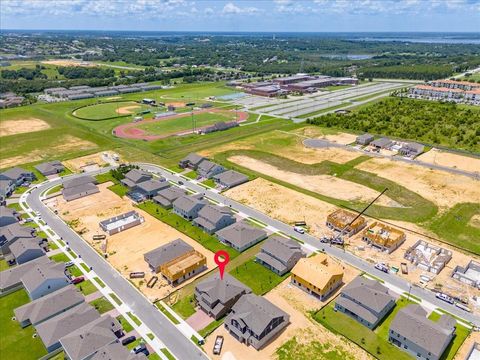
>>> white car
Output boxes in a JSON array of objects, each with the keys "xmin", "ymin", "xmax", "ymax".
[{"xmin": 293, "ymin": 226, "xmax": 305, "ymax": 234}]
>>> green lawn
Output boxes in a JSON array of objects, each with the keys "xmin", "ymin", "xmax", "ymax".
[
  {"xmin": 94, "ymin": 276, "xmax": 106, "ymax": 288},
  {"xmin": 110, "ymin": 293, "xmax": 123, "ymax": 305},
  {"xmin": 50, "ymin": 252, "xmax": 70, "ymax": 263},
  {"xmin": 429, "ymin": 203, "xmax": 480, "ymax": 255},
  {"xmin": 7, "ymin": 202, "xmax": 22, "ymax": 211},
  {"xmin": 428, "ymin": 312, "xmax": 471, "ymax": 360},
  {"xmin": 73, "ymin": 101, "xmax": 151, "ymax": 120},
  {"xmin": 0, "ymin": 290, "xmax": 48, "ymax": 359},
  {"xmin": 0, "ymin": 259, "xmax": 10, "ymax": 271},
  {"xmin": 107, "ymin": 183, "xmax": 129, "ymax": 197},
  {"xmin": 184, "ymin": 170, "xmax": 198, "ymax": 179},
  {"xmin": 171, "ymin": 294, "xmax": 196, "ymax": 319},
  {"xmin": 76, "ymin": 280, "xmax": 98, "ymax": 296},
  {"xmin": 117, "ymin": 315, "xmax": 134, "ymax": 333},
  {"xmin": 313, "ymin": 298, "xmax": 415, "ymax": 360},
  {"xmin": 156, "ymin": 303, "xmax": 180, "ymax": 324},
  {"xmin": 89, "ymin": 296, "xmax": 115, "ymax": 314},
  {"xmin": 48, "ymin": 241, "xmax": 59, "ymax": 250},
  {"xmin": 160, "ymin": 348, "xmax": 176, "ymax": 360},
  {"xmin": 136, "ymin": 201, "xmax": 240, "ymax": 259},
  {"xmin": 230, "ymin": 258, "xmax": 290, "ymax": 295},
  {"xmin": 80, "ymin": 263, "xmax": 91, "ymax": 272},
  {"xmin": 127, "ymin": 311, "xmax": 142, "ymax": 326},
  {"xmin": 201, "ymin": 178, "xmax": 216, "ymax": 188},
  {"xmin": 68, "ymin": 265, "xmax": 83, "ymax": 277}
]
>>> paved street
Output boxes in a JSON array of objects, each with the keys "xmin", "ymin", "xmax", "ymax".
[
  {"xmin": 25, "ymin": 171, "xmax": 209, "ymax": 360},
  {"xmin": 140, "ymin": 163, "xmax": 480, "ymax": 327}
]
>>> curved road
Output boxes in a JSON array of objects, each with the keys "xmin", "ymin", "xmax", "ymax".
[{"xmin": 25, "ymin": 170, "xmax": 208, "ymax": 360}]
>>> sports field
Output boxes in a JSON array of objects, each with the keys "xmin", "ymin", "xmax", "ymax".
[
  {"xmin": 114, "ymin": 108, "xmax": 249, "ymax": 140},
  {"xmin": 73, "ymin": 101, "xmax": 152, "ymax": 120}
]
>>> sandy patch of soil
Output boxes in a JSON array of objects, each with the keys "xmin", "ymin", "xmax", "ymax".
[
  {"xmin": 42, "ymin": 59, "xmax": 96, "ymax": 67},
  {"xmin": 356, "ymin": 157, "xmax": 480, "ymax": 209},
  {"xmin": 322, "ymin": 133, "xmax": 357, "ymax": 145},
  {"xmin": 106, "ymin": 96, "xmax": 122, "ymax": 100},
  {"xmin": 49, "ymin": 184, "xmax": 216, "ymax": 301},
  {"xmin": 116, "ymin": 105, "xmax": 140, "ymax": 115},
  {"xmin": 417, "ymin": 148, "xmax": 480, "ymax": 174},
  {"xmin": 0, "ymin": 118, "xmax": 50, "ymax": 137},
  {"xmin": 1, "ymin": 135, "xmax": 97, "ymax": 168},
  {"xmin": 229, "ymin": 155, "xmax": 400, "ymax": 207},
  {"xmin": 469, "ymin": 214, "xmax": 480, "ymax": 229},
  {"xmin": 62, "ymin": 151, "xmax": 110, "ymax": 172}
]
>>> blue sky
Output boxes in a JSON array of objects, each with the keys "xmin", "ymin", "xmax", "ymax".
[{"xmin": 1, "ymin": 0, "xmax": 480, "ymax": 32}]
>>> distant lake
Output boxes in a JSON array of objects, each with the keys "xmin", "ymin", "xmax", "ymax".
[{"xmin": 352, "ymin": 36, "xmax": 480, "ymax": 45}]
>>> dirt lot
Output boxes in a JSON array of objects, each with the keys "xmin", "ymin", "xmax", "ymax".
[
  {"xmin": 323, "ymin": 133, "xmax": 357, "ymax": 145},
  {"xmin": 454, "ymin": 331, "xmax": 480, "ymax": 360},
  {"xmin": 48, "ymin": 184, "xmax": 216, "ymax": 301},
  {"xmin": 1, "ymin": 135, "xmax": 97, "ymax": 168},
  {"xmin": 417, "ymin": 148, "xmax": 480, "ymax": 174},
  {"xmin": 42, "ymin": 59, "xmax": 96, "ymax": 67},
  {"xmin": 116, "ymin": 105, "xmax": 140, "ymax": 115},
  {"xmin": 205, "ymin": 264, "xmax": 367, "ymax": 360},
  {"xmin": 356, "ymin": 157, "xmax": 480, "ymax": 209},
  {"xmin": 62, "ymin": 151, "xmax": 111, "ymax": 172},
  {"xmin": 200, "ymin": 129, "xmax": 361, "ymax": 165},
  {"xmin": 0, "ymin": 118, "xmax": 50, "ymax": 137},
  {"xmin": 228, "ymin": 155, "xmax": 400, "ymax": 207},
  {"xmin": 166, "ymin": 102, "xmax": 186, "ymax": 108}
]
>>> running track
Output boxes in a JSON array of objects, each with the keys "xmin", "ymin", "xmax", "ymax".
[{"xmin": 113, "ymin": 108, "xmax": 248, "ymax": 141}]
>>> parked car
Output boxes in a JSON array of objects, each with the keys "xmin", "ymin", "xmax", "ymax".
[
  {"xmin": 374, "ymin": 263, "xmax": 389, "ymax": 273},
  {"xmin": 436, "ymin": 292, "xmax": 454, "ymax": 305},
  {"xmin": 178, "ymin": 181, "xmax": 184, "ymax": 185},
  {"xmin": 131, "ymin": 343, "xmax": 147, "ymax": 355},
  {"xmin": 121, "ymin": 336, "xmax": 136, "ymax": 346},
  {"xmin": 71, "ymin": 276, "xmax": 84, "ymax": 284},
  {"xmin": 293, "ymin": 226, "xmax": 305, "ymax": 234},
  {"xmin": 213, "ymin": 336, "xmax": 224, "ymax": 355},
  {"xmin": 65, "ymin": 261, "xmax": 74, "ymax": 268}
]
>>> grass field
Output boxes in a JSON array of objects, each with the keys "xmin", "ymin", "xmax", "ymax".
[
  {"xmin": 50, "ymin": 252, "xmax": 70, "ymax": 262},
  {"xmin": 276, "ymin": 335, "xmax": 356, "ymax": 360},
  {"xmin": 89, "ymin": 296, "xmax": 115, "ymax": 314},
  {"xmin": 229, "ymin": 258, "xmax": 290, "ymax": 295},
  {"xmin": 428, "ymin": 203, "xmax": 480, "ymax": 255},
  {"xmin": 171, "ymin": 294, "xmax": 196, "ymax": 319},
  {"xmin": 116, "ymin": 314, "xmax": 134, "ymax": 333},
  {"xmin": 76, "ymin": 279, "xmax": 98, "ymax": 295},
  {"xmin": 0, "ymin": 290, "xmax": 48, "ymax": 359},
  {"xmin": 313, "ymin": 297, "xmax": 415, "ymax": 360},
  {"xmin": 73, "ymin": 101, "xmax": 152, "ymax": 120},
  {"xmin": 428, "ymin": 312, "xmax": 470, "ymax": 360}
]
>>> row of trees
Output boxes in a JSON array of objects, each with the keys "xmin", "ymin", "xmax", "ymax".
[
  {"xmin": 307, "ymin": 98, "xmax": 480, "ymax": 152},
  {"xmin": 57, "ymin": 66, "xmax": 115, "ymax": 79},
  {"xmin": 1, "ymin": 66, "xmax": 47, "ymax": 80}
]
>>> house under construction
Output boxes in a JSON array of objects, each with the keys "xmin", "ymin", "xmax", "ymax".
[
  {"xmin": 361, "ymin": 222, "xmax": 406, "ymax": 253},
  {"xmin": 404, "ymin": 240, "xmax": 452, "ymax": 274},
  {"xmin": 326, "ymin": 209, "xmax": 367, "ymax": 237}
]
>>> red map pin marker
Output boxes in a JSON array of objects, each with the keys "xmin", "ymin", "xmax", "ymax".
[{"xmin": 214, "ymin": 250, "xmax": 230, "ymax": 280}]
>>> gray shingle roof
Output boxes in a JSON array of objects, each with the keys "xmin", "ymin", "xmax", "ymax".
[
  {"xmin": 35, "ymin": 161, "xmax": 64, "ymax": 175},
  {"xmin": 228, "ymin": 294, "xmax": 289, "ymax": 335},
  {"xmin": 197, "ymin": 160, "xmax": 220, "ymax": 173},
  {"xmin": 259, "ymin": 236, "xmax": 302, "ymax": 264},
  {"xmin": 339, "ymin": 276, "xmax": 394, "ymax": 313},
  {"xmin": 173, "ymin": 195, "xmax": 207, "ymax": 213},
  {"xmin": 371, "ymin": 137, "xmax": 392, "ymax": 148},
  {"xmin": 216, "ymin": 221, "xmax": 267, "ymax": 249},
  {"xmin": 153, "ymin": 187, "xmax": 186, "ymax": 205},
  {"xmin": 63, "ymin": 176, "xmax": 96, "ymax": 189},
  {"xmin": 144, "ymin": 238, "xmax": 193, "ymax": 269},
  {"xmin": 0, "ymin": 222, "xmax": 34, "ymax": 244},
  {"xmin": 36, "ymin": 303, "xmax": 100, "ymax": 349},
  {"xmin": 390, "ymin": 304, "xmax": 456, "ymax": 358},
  {"xmin": 14, "ymin": 285, "xmax": 84, "ymax": 325},
  {"xmin": 21, "ymin": 261, "xmax": 69, "ymax": 294},
  {"xmin": 181, "ymin": 153, "xmax": 206, "ymax": 166},
  {"xmin": 0, "ymin": 167, "xmax": 31, "ymax": 181},
  {"xmin": 60, "ymin": 315, "xmax": 122, "ymax": 360},
  {"xmin": 124, "ymin": 169, "xmax": 151, "ymax": 184},
  {"xmin": 135, "ymin": 179, "xmax": 169, "ymax": 193},
  {"xmin": 213, "ymin": 170, "xmax": 248, "ymax": 187},
  {"xmin": 9, "ymin": 238, "xmax": 45, "ymax": 259},
  {"xmin": 62, "ymin": 182, "xmax": 99, "ymax": 201},
  {"xmin": 196, "ymin": 205, "xmax": 233, "ymax": 224},
  {"xmin": 0, "ymin": 256, "xmax": 49, "ymax": 290},
  {"xmin": 91, "ymin": 342, "xmax": 147, "ymax": 360},
  {"xmin": 196, "ymin": 273, "xmax": 251, "ymax": 304}
]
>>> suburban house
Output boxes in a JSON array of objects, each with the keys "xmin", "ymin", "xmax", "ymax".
[
  {"xmin": 120, "ymin": 169, "xmax": 152, "ymax": 188},
  {"xmin": 14, "ymin": 285, "xmax": 84, "ymax": 328},
  {"xmin": 35, "ymin": 161, "xmax": 65, "ymax": 176},
  {"xmin": 0, "ymin": 222, "xmax": 36, "ymax": 255},
  {"xmin": 0, "ymin": 178, "xmax": 15, "ymax": 203},
  {"xmin": 389, "ymin": 304, "xmax": 456, "ymax": 360},
  {"xmin": 334, "ymin": 276, "xmax": 395, "ymax": 329},
  {"xmin": 132, "ymin": 179, "xmax": 169, "ymax": 198},
  {"xmin": 213, "ymin": 170, "xmax": 249, "ymax": 189},
  {"xmin": 356, "ymin": 133, "xmax": 374, "ymax": 146},
  {"xmin": 99, "ymin": 211, "xmax": 144, "ymax": 236},
  {"xmin": 195, "ymin": 273, "xmax": 252, "ymax": 320},
  {"xmin": 193, "ymin": 205, "xmax": 236, "ymax": 234},
  {"xmin": 62, "ymin": 176, "xmax": 99, "ymax": 202},
  {"xmin": 362, "ymin": 222, "xmax": 406, "ymax": 253},
  {"xmin": 9, "ymin": 238, "xmax": 45, "ymax": 264},
  {"xmin": 0, "ymin": 167, "xmax": 36, "ymax": 186},
  {"xmin": 153, "ymin": 187, "xmax": 187, "ymax": 208},
  {"xmin": 0, "ymin": 256, "xmax": 49, "ymax": 294},
  {"xmin": 326, "ymin": 209, "xmax": 367, "ymax": 237},
  {"xmin": 179, "ymin": 153, "xmax": 206, "ymax": 170},
  {"xmin": 197, "ymin": 160, "xmax": 225, "ymax": 179},
  {"xmin": 60, "ymin": 315, "xmax": 123, "ymax": 360},
  {"xmin": 291, "ymin": 254, "xmax": 344, "ymax": 300},
  {"xmin": 91, "ymin": 342, "xmax": 147, "ymax": 360},
  {"xmin": 144, "ymin": 238, "xmax": 207, "ymax": 285},
  {"xmin": 172, "ymin": 195, "xmax": 208, "ymax": 220},
  {"xmin": 0, "ymin": 205, "xmax": 21, "ymax": 227},
  {"xmin": 35, "ymin": 303, "xmax": 100, "ymax": 353},
  {"xmin": 399, "ymin": 142, "xmax": 425, "ymax": 158},
  {"xmin": 21, "ymin": 261, "xmax": 70, "ymax": 300},
  {"xmin": 216, "ymin": 221, "xmax": 268, "ymax": 252},
  {"xmin": 371, "ymin": 137, "xmax": 393, "ymax": 150},
  {"xmin": 224, "ymin": 293, "xmax": 290, "ymax": 349},
  {"xmin": 255, "ymin": 235, "xmax": 305, "ymax": 276}
]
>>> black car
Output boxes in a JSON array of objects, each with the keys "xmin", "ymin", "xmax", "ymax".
[{"xmin": 121, "ymin": 336, "xmax": 136, "ymax": 346}]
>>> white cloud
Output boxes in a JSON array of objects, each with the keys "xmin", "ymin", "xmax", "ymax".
[{"xmin": 221, "ymin": 2, "xmax": 261, "ymax": 15}]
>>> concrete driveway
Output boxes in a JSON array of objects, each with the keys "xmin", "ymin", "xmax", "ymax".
[{"xmin": 186, "ymin": 309, "xmax": 213, "ymax": 331}]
